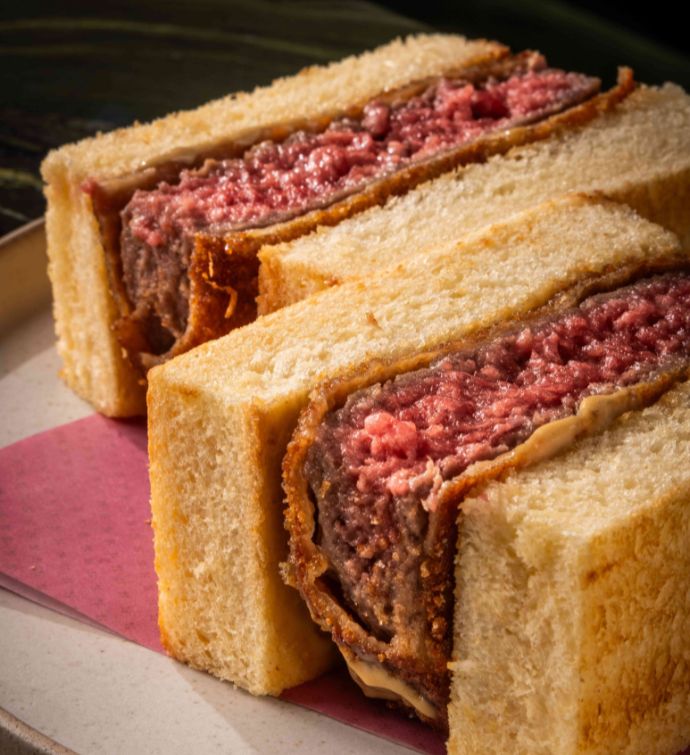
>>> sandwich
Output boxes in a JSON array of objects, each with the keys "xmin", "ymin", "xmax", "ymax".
[
  {"xmin": 42, "ymin": 33, "xmax": 634, "ymax": 417},
  {"xmin": 147, "ymin": 195, "xmax": 690, "ymax": 754},
  {"xmin": 286, "ymin": 380, "xmax": 690, "ymax": 755},
  {"xmin": 283, "ymin": 262, "xmax": 690, "ymax": 729},
  {"xmin": 258, "ymin": 78, "xmax": 690, "ymax": 314}
]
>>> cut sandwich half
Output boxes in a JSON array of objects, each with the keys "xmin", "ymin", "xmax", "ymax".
[
  {"xmin": 147, "ymin": 194, "xmax": 685, "ymax": 702},
  {"xmin": 283, "ymin": 263, "xmax": 690, "ymax": 728},
  {"xmin": 43, "ymin": 33, "xmax": 632, "ymax": 415}
]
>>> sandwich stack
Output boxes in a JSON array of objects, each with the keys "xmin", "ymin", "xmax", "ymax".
[{"xmin": 39, "ymin": 34, "xmax": 690, "ymax": 754}]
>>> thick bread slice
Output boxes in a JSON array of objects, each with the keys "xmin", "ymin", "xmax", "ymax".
[
  {"xmin": 147, "ymin": 195, "xmax": 682, "ymax": 695},
  {"xmin": 259, "ymin": 83, "xmax": 690, "ymax": 313},
  {"xmin": 41, "ymin": 34, "xmax": 502, "ymax": 417},
  {"xmin": 449, "ymin": 382, "xmax": 690, "ymax": 755}
]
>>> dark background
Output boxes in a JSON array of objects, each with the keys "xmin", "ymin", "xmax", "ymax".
[
  {"xmin": 1, "ymin": 0, "xmax": 688, "ymax": 236},
  {"xmin": 380, "ymin": 0, "xmax": 688, "ymax": 66}
]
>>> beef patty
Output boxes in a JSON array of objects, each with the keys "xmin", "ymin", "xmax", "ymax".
[
  {"xmin": 118, "ymin": 60, "xmax": 599, "ymax": 357},
  {"xmin": 302, "ymin": 271, "xmax": 690, "ymax": 721}
]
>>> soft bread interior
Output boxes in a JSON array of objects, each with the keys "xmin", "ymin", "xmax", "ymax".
[
  {"xmin": 41, "ymin": 34, "xmax": 503, "ymax": 416},
  {"xmin": 44, "ymin": 177, "xmax": 147, "ymax": 416},
  {"xmin": 449, "ymin": 382, "xmax": 690, "ymax": 755},
  {"xmin": 148, "ymin": 195, "xmax": 682, "ymax": 695},
  {"xmin": 259, "ymin": 83, "xmax": 690, "ymax": 313}
]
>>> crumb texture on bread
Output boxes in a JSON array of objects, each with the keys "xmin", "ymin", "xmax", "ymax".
[
  {"xmin": 148, "ymin": 196, "xmax": 683, "ymax": 694},
  {"xmin": 44, "ymin": 183, "xmax": 146, "ymax": 416},
  {"xmin": 40, "ymin": 33, "xmax": 504, "ymax": 417},
  {"xmin": 448, "ymin": 383, "xmax": 690, "ymax": 755},
  {"xmin": 149, "ymin": 386, "xmax": 337, "ymax": 694},
  {"xmin": 259, "ymin": 83, "xmax": 690, "ymax": 313}
]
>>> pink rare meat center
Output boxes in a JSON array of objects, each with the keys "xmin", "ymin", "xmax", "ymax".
[
  {"xmin": 315, "ymin": 274, "xmax": 690, "ymax": 510},
  {"xmin": 302, "ymin": 273, "xmax": 690, "ymax": 647},
  {"xmin": 124, "ymin": 67, "xmax": 595, "ymax": 247},
  {"xmin": 112, "ymin": 62, "xmax": 599, "ymax": 356}
]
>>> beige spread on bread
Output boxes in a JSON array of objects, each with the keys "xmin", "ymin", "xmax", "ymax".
[{"xmin": 346, "ymin": 653, "xmax": 438, "ymax": 720}]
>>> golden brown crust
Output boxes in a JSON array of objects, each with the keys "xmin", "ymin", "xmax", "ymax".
[{"xmin": 282, "ymin": 255, "xmax": 689, "ymax": 727}]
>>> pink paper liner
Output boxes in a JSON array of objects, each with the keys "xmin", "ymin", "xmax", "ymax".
[
  {"xmin": 0, "ymin": 415, "xmax": 162, "ymax": 652},
  {"xmin": 283, "ymin": 668, "xmax": 445, "ymax": 754},
  {"xmin": 0, "ymin": 414, "xmax": 443, "ymax": 753}
]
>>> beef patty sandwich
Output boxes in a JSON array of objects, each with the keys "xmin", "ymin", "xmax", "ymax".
[
  {"xmin": 44, "ymin": 34, "xmax": 504, "ymax": 416},
  {"xmin": 43, "ymin": 33, "xmax": 636, "ymax": 416},
  {"xmin": 284, "ymin": 265, "xmax": 690, "ymax": 728},
  {"xmin": 147, "ymin": 196, "xmax": 689, "ymax": 754}
]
